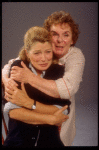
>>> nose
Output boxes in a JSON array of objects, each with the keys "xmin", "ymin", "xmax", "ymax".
[
  {"xmin": 57, "ymin": 36, "xmax": 63, "ymax": 43},
  {"xmin": 41, "ymin": 53, "xmax": 46, "ymax": 61}
]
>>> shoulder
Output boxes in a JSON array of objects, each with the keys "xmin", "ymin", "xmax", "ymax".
[
  {"xmin": 9, "ymin": 60, "xmax": 29, "ymax": 78},
  {"xmin": 70, "ymin": 46, "xmax": 85, "ymax": 60},
  {"xmin": 44, "ymin": 64, "xmax": 65, "ymax": 80},
  {"xmin": 66, "ymin": 46, "xmax": 85, "ymax": 64},
  {"xmin": 11, "ymin": 60, "xmax": 29, "ymax": 68},
  {"xmin": 11, "ymin": 60, "xmax": 22, "ymax": 68},
  {"xmin": 8, "ymin": 60, "xmax": 23, "ymax": 78},
  {"xmin": 48, "ymin": 64, "xmax": 65, "ymax": 73}
]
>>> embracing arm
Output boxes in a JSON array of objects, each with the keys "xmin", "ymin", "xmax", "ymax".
[
  {"xmin": 11, "ymin": 49, "xmax": 85, "ymax": 99},
  {"xmin": 2, "ymin": 58, "xmax": 19, "ymax": 87},
  {"xmin": 2, "ymin": 64, "xmax": 9, "ymax": 84},
  {"xmin": 9, "ymin": 108, "xmax": 55, "ymax": 125},
  {"xmin": 2, "ymin": 59, "xmax": 60, "ymax": 98},
  {"xmin": 5, "ymin": 82, "xmax": 59, "ymax": 115},
  {"xmin": 5, "ymin": 82, "xmax": 68, "ymax": 125},
  {"xmin": 28, "ymin": 49, "xmax": 85, "ymax": 99},
  {"xmin": 9, "ymin": 106, "xmax": 68, "ymax": 126},
  {"xmin": 28, "ymin": 75, "xmax": 60, "ymax": 98}
]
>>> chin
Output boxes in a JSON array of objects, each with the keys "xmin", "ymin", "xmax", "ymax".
[
  {"xmin": 55, "ymin": 52, "xmax": 64, "ymax": 58},
  {"xmin": 39, "ymin": 65, "xmax": 50, "ymax": 71}
]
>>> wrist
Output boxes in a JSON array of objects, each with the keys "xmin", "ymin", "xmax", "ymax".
[
  {"xmin": 28, "ymin": 73, "xmax": 36, "ymax": 85},
  {"xmin": 48, "ymin": 115, "xmax": 56, "ymax": 125},
  {"xmin": 24, "ymin": 98, "xmax": 34, "ymax": 109}
]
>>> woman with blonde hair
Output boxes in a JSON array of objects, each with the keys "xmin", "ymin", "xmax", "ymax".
[{"xmin": 3, "ymin": 26, "xmax": 69, "ymax": 148}]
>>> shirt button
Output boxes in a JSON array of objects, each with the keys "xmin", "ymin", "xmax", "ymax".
[{"xmin": 32, "ymin": 137, "xmax": 35, "ymax": 140}]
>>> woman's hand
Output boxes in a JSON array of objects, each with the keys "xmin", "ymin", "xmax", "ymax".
[
  {"xmin": 5, "ymin": 82, "xmax": 33, "ymax": 108},
  {"xmin": 4, "ymin": 78, "xmax": 18, "ymax": 93},
  {"xmin": 11, "ymin": 61, "xmax": 34, "ymax": 83},
  {"xmin": 51, "ymin": 105, "xmax": 69, "ymax": 126}
]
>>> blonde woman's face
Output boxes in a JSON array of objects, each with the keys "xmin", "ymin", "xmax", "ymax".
[
  {"xmin": 50, "ymin": 23, "xmax": 73, "ymax": 58},
  {"xmin": 26, "ymin": 42, "xmax": 53, "ymax": 74}
]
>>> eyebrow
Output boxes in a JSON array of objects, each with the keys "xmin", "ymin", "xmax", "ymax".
[
  {"xmin": 45, "ymin": 48, "xmax": 52, "ymax": 51},
  {"xmin": 33, "ymin": 50, "xmax": 41, "ymax": 53},
  {"xmin": 51, "ymin": 31, "xmax": 70, "ymax": 34},
  {"xmin": 33, "ymin": 48, "xmax": 52, "ymax": 53},
  {"xmin": 64, "ymin": 31, "xmax": 70, "ymax": 34}
]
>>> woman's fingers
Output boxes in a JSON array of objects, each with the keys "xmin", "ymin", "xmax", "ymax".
[
  {"xmin": 5, "ymin": 81, "xmax": 17, "ymax": 96},
  {"xmin": 57, "ymin": 105, "xmax": 68, "ymax": 114},
  {"xmin": 8, "ymin": 80, "xmax": 18, "ymax": 91},
  {"xmin": 11, "ymin": 66, "xmax": 20, "ymax": 71},
  {"xmin": 5, "ymin": 91, "xmax": 12, "ymax": 99},
  {"xmin": 7, "ymin": 78, "xmax": 18, "ymax": 88},
  {"xmin": 10, "ymin": 70, "xmax": 17, "ymax": 75},
  {"xmin": 21, "ymin": 82, "xmax": 26, "ymax": 93},
  {"xmin": 5, "ymin": 87, "xmax": 14, "ymax": 95},
  {"xmin": 4, "ymin": 95, "xmax": 11, "ymax": 102},
  {"xmin": 21, "ymin": 61, "xmax": 27, "ymax": 69}
]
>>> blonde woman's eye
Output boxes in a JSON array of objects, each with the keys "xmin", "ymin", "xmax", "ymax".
[
  {"xmin": 34, "ymin": 52, "xmax": 40, "ymax": 55},
  {"xmin": 46, "ymin": 51, "xmax": 51, "ymax": 53}
]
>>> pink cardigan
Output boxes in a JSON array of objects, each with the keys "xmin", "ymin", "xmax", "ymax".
[{"xmin": 55, "ymin": 46, "xmax": 85, "ymax": 146}]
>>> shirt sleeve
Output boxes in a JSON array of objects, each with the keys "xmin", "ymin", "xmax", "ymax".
[
  {"xmin": 55, "ymin": 49, "xmax": 85, "ymax": 99},
  {"xmin": 2, "ymin": 57, "xmax": 20, "ymax": 76},
  {"xmin": 54, "ymin": 104, "xmax": 68, "ymax": 115},
  {"xmin": 4, "ymin": 102, "xmax": 21, "ymax": 114}
]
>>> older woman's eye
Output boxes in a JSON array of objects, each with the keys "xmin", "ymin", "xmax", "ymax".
[
  {"xmin": 53, "ymin": 33, "xmax": 57, "ymax": 36},
  {"xmin": 51, "ymin": 32, "xmax": 58, "ymax": 36}
]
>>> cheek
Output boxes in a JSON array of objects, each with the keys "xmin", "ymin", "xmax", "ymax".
[
  {"xmin": 63, "ymin": 40, "xmax": 67, "ymax": 45},
  {"xmin": 46, "ymin": 53, "xmax": 53, "ymax": 61},
  {"xmin": 52, "ymin": 43, "xmax": 56, "ymax": 52},
  {"xmin": 52, "ymin": 37, "xmax": 57, "ymax": 43},
  {"xmin": 30, "ymin": 56, "xmax": 40, "ymax": 62},
  {"xmin": 63, "ymin": 38, "xmax": 72, "ymax": 46}
]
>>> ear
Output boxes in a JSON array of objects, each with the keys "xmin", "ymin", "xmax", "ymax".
[
  {"xmin": 25, "ymin": 49, "xmax": 30, "ymax": 61},
  {"xmin": 25, "ymin": 49, "xmax": 28, "ymax": 57},
  {"xmin": 71, "ymin": 40, "xmax": 74, "ymax": 46}
]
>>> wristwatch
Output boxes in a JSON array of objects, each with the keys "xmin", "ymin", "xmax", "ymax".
[{"xmin": 32, "ymin": 100, "xmax": 36, "ymax": 110}]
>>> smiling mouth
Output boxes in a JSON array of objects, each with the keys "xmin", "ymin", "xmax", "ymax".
[{"xmin": 55, "ymin": 46, "xmax": 64, "ymax": 50}]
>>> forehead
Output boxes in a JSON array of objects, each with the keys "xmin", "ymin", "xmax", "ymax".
[
  {"xmin": 50, "ymin": 23, "xmax": 72, "ymax": 33},
  {"xmin": 30, "ymin": 42, "xmax": 52, "ymax": 51}
]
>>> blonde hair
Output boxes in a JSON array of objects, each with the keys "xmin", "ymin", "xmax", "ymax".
[
  {"xmin": 43, "ymin": 11, "xmax": 80, "ymax": 46},
  {"xmin": 18, "ymin": 26, "xmax": 57, "ymax": 63}
]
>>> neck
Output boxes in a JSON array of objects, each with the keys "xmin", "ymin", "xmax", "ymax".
[
  {"xmin": 29, "ymin": 62, "xmax": 42, "ymax": 76},
  {"xmin": 36, "ymin": 70, "xmax": 42, "ymax": 76}
]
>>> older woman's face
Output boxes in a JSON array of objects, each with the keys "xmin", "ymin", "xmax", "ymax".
[
  {"xmin": 50, "ymin": 23, "xmax": 73, "ymax": 58},
  {"xmin": 26, "ymin": 42, "xmax": 53, "ymax": 74}
]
